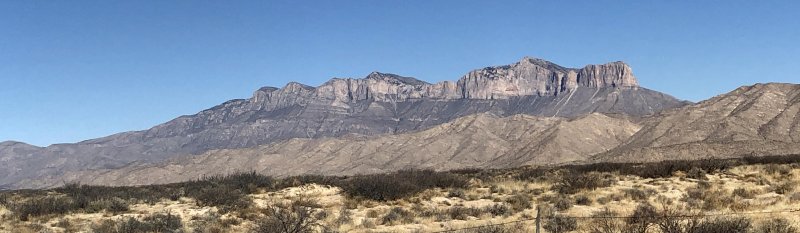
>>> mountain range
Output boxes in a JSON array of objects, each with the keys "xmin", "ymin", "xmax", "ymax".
[{"xmin": 3, "ymin": 57, "xmax": 798, "ymax": 189}]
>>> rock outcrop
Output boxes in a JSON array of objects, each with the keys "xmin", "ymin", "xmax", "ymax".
[{"xmin": 248, "ymin": 57, "xmax": 641, "ymax": 106}]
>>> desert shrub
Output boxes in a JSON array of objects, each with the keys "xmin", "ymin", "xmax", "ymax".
[
  {"xmin": 686, "ymin": 167, "xmax": 708, "ymax": 180},
  {"xmin": 770, "ymin": 181, "xmax": 796, "ymax": 195},
  {"xmin": 504, "ymin": 194, "xmax": 532, "ymax": 212},
  {"xmin": 334, "ymin": 207, "xmax": 352, "ymax": 227},
  {"xmin": 689, "ymin": 217, "xmax": 751, "ymax": 233},
  {"xmin": 623, "ymin": 188, "xmax": 655, "ymax": 201},
  {"xmin": 489, "ymin": 185, "xmax": 508, "ymax": 194},
  {"xmin": 484, "ymin": 203, "xmax": 512, "ymax": 217},
  {"xmin": 753, "ymin": 218, "xmax": 798, "ymax": 233},
  {"xmin": 455, "ymin": 223, "xmax": 524, "ymax": 233},
  {"xmin": 596, "ymin": 196, "xmax": 611, "ymax": 205},
  {"xmin": 682, "ymin": 183, "xmax": 733, "ymax": 211},
  {"xmin": 732, "ymin": 188, "xmax": 757, "ymax": 199},
  {"xmin": 53, "ymin": 218, "xmax": 75, "ymax": 231},
  {"xmin": 206, "ymin": 171, "xmax": 274, "ymax": 194},
  {"xmin": 554, "ymin": 171, "xmax": 613, "ymax": 194},
  {"xmin": 10, "ymin": 196, "xmax": 75, "ymax": 221},
  {"xmin": 544, "ymin": 214, "xmax": 577, "ymax": 233},
  {"xmin": 702, "ymin": 190, "xmax": 733, "ymax": 211},
  {"xmin": 87, "ymin": 198, "xmax": 129, "ymax": 214},
  {"xmin": 190, "ymin": 212, "xmax": 236, "ymax": 233},
  {"xmin": 448, "ymin": 206, "xmax": 484, "ymax": 220},
  {"xmin": 626, "ymin": 203, "xmax": 658, "ymax": 233},
  {"xmin": 588, "ymin": 208, "xmax": 625, "ymax": 233},
  {"xmin": 790, "ymin": 192, "xmax": 800, "ymax": 202},
  {"xmin": 193, "ymin": 185, "xmax": 251, "ymax": 212},
  {"xmin": 574, "ymin": 194, "xmax": 592, "ymax": 206},
  {"xmin": 553, "ymin": 196, "xmax": 573, "ymax": 211},
  {"xmin": 338, "ymin": 169, "xmax": 468, "ymax": 201},
  {"xmin": 382, "ymin": 207, "xmax": 415, "ymax": 225},
  {"xmin": 253, "ymin": 202, "xmax": 321, "ymax": 233},
  {"xmin": 764, "ymin": 164, "xmax": 792, "ymax": 176},
  {"xmin": 365, "ymin": 209, "xmax": 380, "ymax": 218},
  {"xmin": 92, "ymin": 212, "xmax": 183, "ymax": 233},
  {"xmin": 448, "ymin": 189, "xmax": 466, "ymax": 199}
]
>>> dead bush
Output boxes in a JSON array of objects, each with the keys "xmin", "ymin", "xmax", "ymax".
[
  {"xmin": 770, "ymin": 181, "xmax": 796, "ymax": 195},
  {"xmin": 92, "ymin": 212, "xmax": 183, "ymax": 233},
  {"xmin": 690, "ymin": 217, "xmax": 751, "ymax": 233},
  {"xmin": 448, "ymin": 206, "xmax": 484, "ymax": 220},
  {"xmin": 253, "ymin": 200, "xmax": 322, "ymax": 233},
  {"xmin": 554, "ymin": 171, "xmax": 614, "ymax": 194},
  {"xmin": 543, "ymin": 214, "xmax": 577, "ymax": 233},
  {"xmin": 553, "ymin": 196, "xmax": 573, "ymax": 211},
  {"xmin": 753, "ymin": 218, "xmax": 798, "ymax": 233},
  {"xmin": 504, "ymin": 194, "xmax": 532, "ymax": 212},
  {"xmin": 732, "ymin": 188, "xmax": 756, "ymax": 199},
  {"xmin": 339, "ymin": 169, "xmax": 468, "ymax": 201},
  {"xmin": 574, "ymin": 195, "xmax": 592, "ymax": 206},
  {"xmin": 455, "ymin": 223, "xmax": 525, "ymax": 233},
  {"xmin": 686, "ymin": 167, "xmax": 708, "ymax": 180},
  {"xmin": 587, "ymin": 208, "xmax": 626, "ymax": 233},
  {"xmin": 623, "ymin": 188, "xmax": 655, "ymax": 201},
  {"xmin": 382, "ymin": 207, "xmax": 415, "ymax": 225}
]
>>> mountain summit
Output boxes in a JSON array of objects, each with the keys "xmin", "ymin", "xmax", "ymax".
[{"xmin": 0, "ymin": 57, "xmax": 688, "ymax": 189}]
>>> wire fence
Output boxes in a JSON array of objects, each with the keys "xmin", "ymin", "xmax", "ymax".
[{"xmin": 433, "ymin": 208, "xmax": 800, "ymax": 233}]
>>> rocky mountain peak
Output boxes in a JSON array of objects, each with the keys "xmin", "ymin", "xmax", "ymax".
[
  {"xmin": 515, "ymin": 56, "xmax": 570, "ymax": 72},
  {"xmin": 0, "ymin": 141, "xmax": 35, "ymax": 148},
  {"xmin": 365, "ymin": 72, "xmax": 430, "ymax": 86}
]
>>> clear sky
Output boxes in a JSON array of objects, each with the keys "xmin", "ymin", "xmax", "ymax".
[{"xmin": 1, "ymin": 1, "xmax": 799, "ymax": 146}]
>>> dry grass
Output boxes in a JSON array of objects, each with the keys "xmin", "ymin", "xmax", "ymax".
[{"xmin": 3, "ymin": 157, "xmax": 800, "ymax": 232}]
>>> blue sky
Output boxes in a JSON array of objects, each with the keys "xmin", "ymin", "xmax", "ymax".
[{"xmin": 1, "ymin": 1, "xmax": 799, "ymax": 146}]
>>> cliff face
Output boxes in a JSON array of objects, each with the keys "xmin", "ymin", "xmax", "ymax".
[
  {"xmin": 248, "ymin": 57, "xmax": 641, "ymax": 107},
  {"xmin": 0, "ymin": 57, "xmax": 688, "ymax": 189},
  {"xmin": 458, "ymin": 58, "xmax": 637, "ymax": 99}
]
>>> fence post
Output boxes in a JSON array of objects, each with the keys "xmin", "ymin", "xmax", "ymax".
[{"xmin": 535, "ymin": 205, "xmax": 541, "ymax": 233}]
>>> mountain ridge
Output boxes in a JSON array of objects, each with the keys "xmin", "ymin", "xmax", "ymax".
[
  {"xmin": 592, "ymin": 82, "xmax": 800, "ymax": 162},
  {"xmin": 0, "ymin": 57, "xmax": 689, "ymax": 189},
  {"xmin": 22, "ymin": 112, "xmax": 641, "ymax": 187}
]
